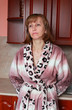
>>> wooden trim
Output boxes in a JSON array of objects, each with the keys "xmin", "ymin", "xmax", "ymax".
[
  {"xmin": 70, "ymin": 0, "xmax": 72, "ymax": 37},
  {"xmin": 44, "ymin": 0, "xmax": 47, "ymax": 16},
  {"xmin": 50, "ymin": 0, "xmax": 53, "ymax": 29},
  {"xmin": 7, "ymin": 17, "xmax": 23, "ymax": 21},
  {"xmin": 56, "ymin": 0, "xmax": 60, "ymax": 39},
  {"xmin": 7, "ymin": 42, "xmax": 24, "ymax": 44},
  {"xmin": 30, "ymin": 0, "xmax": 33, "ymax": 14}
]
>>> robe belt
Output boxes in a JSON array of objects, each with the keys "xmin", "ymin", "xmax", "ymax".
[
  {"xmin": 24, "ymin": 82, "xmax": 53, "ymax": 91},
  {"xmin": 21, "ymin": 82, "xmax": 55, "ymax": 110}
]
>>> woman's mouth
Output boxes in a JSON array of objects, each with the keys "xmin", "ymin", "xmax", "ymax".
[{"xmin": 32, "ymin": 32, "xmax": 38, "ymax": 35}]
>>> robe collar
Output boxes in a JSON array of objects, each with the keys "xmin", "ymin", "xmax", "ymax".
[{"xmin": 23, "ymin": 41, "xmax": 53, "ymax": 85}]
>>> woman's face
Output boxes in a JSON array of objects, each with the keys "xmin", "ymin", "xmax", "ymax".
[{"xmin": 28, "ymin": 17, "xmax": 46, "ymax": 40}]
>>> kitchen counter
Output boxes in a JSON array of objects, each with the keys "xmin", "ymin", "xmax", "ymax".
[
  {"xmin": 0, "ymin": 78, "xmax": 17, "ymax": 96},
  {"xmin": 0, "ymin": 78, "xmax": 72, "ymax": 100}
]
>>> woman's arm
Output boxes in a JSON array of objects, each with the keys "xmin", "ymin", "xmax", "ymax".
[
  {"xmin": 55, "ymin": 49, "xmax": 72, "ymax": 96},
  {"xmin": 9, "ymin": 48, "xmax": 24, "ymax": 94}
]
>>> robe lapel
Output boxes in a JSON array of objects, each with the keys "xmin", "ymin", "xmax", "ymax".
[{"xmin": 23, "ymin": 41, "xmax": 53, "ymax": 85}]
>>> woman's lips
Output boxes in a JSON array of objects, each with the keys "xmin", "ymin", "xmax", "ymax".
[{"xmin": 32, "ymin": 32, "xmax": 38, "ymax": 35}]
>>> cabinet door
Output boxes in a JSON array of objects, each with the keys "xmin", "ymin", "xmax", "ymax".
[
  {"xmin": 24, "ymin": 0, "xmax": 53, "ymax": 36},
  {"xmin": 8, "ymin": 0, "xmax": 72, "ymax": 45},
  {"xmin": 0, "ymin": 95, "xmax": 18, "ymax": 110},
  {"xmin": 8, "ymin": 0, "xmax": 20, "ymax": 17},
  {"xmin": 58, "ymin": 99, "xmax": 72, "ymax": 110},
  {"xmin": 8, "ymin": 0, "xmax": 53, "ymax": 44},
  {"xmin": 7, "ymin": 20, "xmax": 24, "ymax": 43},
  {"xmin": 24, "ymin": 0, "xmax": 52, "ymax": 19},
  {"xmin": 52, "ymin": 0, "xmax": 72, "ymax": 45},
  {"xmin": 24, "ymin": 0, "xmax": 72, "ymax": 45}
]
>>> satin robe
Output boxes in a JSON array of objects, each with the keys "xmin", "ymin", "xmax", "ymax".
[{"xmin": 9, "ymin": 42, "xmax": 72, "ymax": 110}]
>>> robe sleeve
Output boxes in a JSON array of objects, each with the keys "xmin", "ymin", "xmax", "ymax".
[
  {"xmin": 9, "ymin": 48, "xmax": 24, "ymax": 94},
  {"xmin": 55, "ymin": 49, "xmax": 72, "ymax": 96}
]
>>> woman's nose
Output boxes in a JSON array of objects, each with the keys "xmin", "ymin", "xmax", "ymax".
[{"xmin": 32, "ymin": 25, "xmax": 36, "ymax": 31}]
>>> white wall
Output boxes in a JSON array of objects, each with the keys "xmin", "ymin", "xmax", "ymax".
[{"xmin": 0, "ymin": 37, "xmax": 23, "ymax": 78}]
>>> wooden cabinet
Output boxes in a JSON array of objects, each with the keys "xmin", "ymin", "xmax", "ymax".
[
  {"xmin": 7, "ymin": 0, "xmax": 24, "ymax": 43},
  {"xmin": 24, "ymin": 0, "xmax": 72, "ymax": 45},
  {"xmin": 0, "ymin": 95, "xmax": 72, "ymax": 110},
  {"xmin": 0, "ymin": 95, "xmax": 18, "ymax": 110},
  {"xmin": 23, "ymin": 0, "xmax": 53, "ymax": 37},
  {"xmin": 52, "ymin": 0, "xmax": 72, "ymax": 45},
  {"xmin": 7, "ymin": 0, "xmax": 72, "ymax": 45},
  {"xmin": 58, "ymin": 99, "xmax": 72, "ymax": 110},
  {"xmin": 7, "ymin": 0, "xmax": 53, "ymax": 44}
]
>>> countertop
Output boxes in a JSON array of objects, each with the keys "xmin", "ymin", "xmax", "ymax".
[
  {"xmin": 0, "ymin": 78, "xmax": 72, "ymax": 100},
  {"xmin": 0, "ymin": 78, "xmax": 17, "ymax": 96}
]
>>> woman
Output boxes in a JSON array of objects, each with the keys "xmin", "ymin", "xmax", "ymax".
[{"xmin": 9, "ymin": 14, "xmax": 72, "ymax": 110}]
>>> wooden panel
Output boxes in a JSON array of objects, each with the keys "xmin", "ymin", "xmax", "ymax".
[
  {"xmin": 58, "ymin": 0, "xmax": 71, "ymax": 38},
  {"xmin": 23, "ymin": 0, "xmax": 53, "ymax": 41},
  {"xmin": 46, "ymin": 0, "xmax": 53, "ymax": 27},
  {"xmin": 24, "ymin": 0, "xmax": 44, "ymax": 15},
  {"xmin": 43, "ymin": 0, "xmax": 53, "ymax": 28},
  {"xmin": 58, "ymin": 100, "xmax": 72, "ymax": 110},
  {"xmin": 0, "ymin": 95, "xmax": 18, "ymax": 110},
  {"xmin": 33, "ymin": 0, "xmax": 44, "ymax": 14},
  {"xmin": 24, "ymin": 0, "xmax": 52, "ymax": 26},
  {"xmin": 8, "ymin": 0, "xmax": 72, "ymax": 45},
  {"xmin": 8, "ymin": 0, "xmax": 20, "ymax": 17},
  {"xmin": 51, "ymin": 0, "xmax": 57, "ymax": 37},
  {"xmin": 0, "ymin": 95, "xmax": 13, "ymax": 110},
  {"xmin": 7, "ymin": 20, "xmax": 24, "ymax": 43},
  {"xmin": 24, "ymin": 0, "xmax": 30, "ymax": 19},
  {"xmin": 52, "ymin": 0, "xmax": 72, "ymax": 45},
  {"xmin": 7, "ymin": 0, "xmax": 25, "ymax": 43}
]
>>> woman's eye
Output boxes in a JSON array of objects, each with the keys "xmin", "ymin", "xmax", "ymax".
[
  {"xmin": 37, "ymin": 24, "xmax": 41, "ymax": 26},
  {"xmin": 28, "ymin": 25, "xmax": 32, "ymax": 28}
]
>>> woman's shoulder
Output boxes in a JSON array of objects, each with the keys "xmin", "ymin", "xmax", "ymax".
[
  {"xmin": 16, "ymin": 44, "xmax": 29, "ymax": 56},
  {"xmin": 52, "ymin": 43, "xmax": 64, "ymax": 54}
]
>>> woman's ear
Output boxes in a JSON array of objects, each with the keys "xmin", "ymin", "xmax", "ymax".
[{"xmin": 45, "ymin": 30, "xmax": 47, "ymax": 34}]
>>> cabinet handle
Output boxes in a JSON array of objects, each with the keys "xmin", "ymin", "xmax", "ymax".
[
  {"xmin": 61, "ymin": 106, "xmax": 66, "ymax": 110},
  {"xmin": 3, "ymin": 101, "xmax": 12, "ymax": 108},
  {"xmin": 14, "ymin": 101, "xmax": 17, "ymax": 110}
]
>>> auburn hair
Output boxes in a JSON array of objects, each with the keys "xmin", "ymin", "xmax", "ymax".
[{"xmin": 24, "ymin": 14, "xmax": 54, "ymax": 44}]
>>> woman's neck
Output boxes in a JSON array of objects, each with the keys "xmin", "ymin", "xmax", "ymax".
[{"xmin": 32, "ymin": 39, "xmax": 45, "ymax": 51}]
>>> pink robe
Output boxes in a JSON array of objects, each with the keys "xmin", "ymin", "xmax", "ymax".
[{"xmin": 9, "ymin": 42, "xmax": 72, "ymax": 110}]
